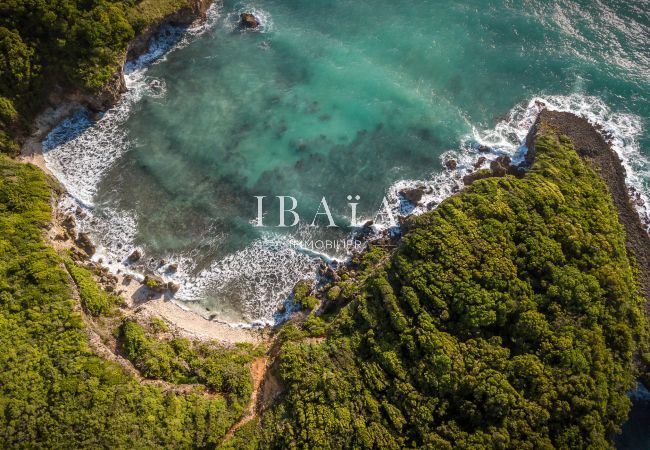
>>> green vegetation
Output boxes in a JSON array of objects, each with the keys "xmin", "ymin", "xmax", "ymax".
[
  {"xmin": 0, "ymin": 156, "xmax": 254, "ymax": 448},
  {"xmin": 127, "ymin": 0, "xmax": 191, "ymax": 34},
  {"xmin": 120, "ymin": 320, "xmax": 260, "ymax": 402},
  {"xmin": 0, "ymin": 0, "xmax": 198, "ymax": 154},
  {"xmin": 256, "ymin": 127, "xmax": 648, "ymax": 448},
  {"xmin": 293, "ymin": 280, "xmax": 319, "ymax": 310},
  {"xmin": 63, "ymin": 255, "xmax": 123, "ymax": 316}
]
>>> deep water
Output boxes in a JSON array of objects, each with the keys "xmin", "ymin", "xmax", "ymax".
[{"xmin": 43, "ymin": 0, "xmax": 650, "ymax": 328}]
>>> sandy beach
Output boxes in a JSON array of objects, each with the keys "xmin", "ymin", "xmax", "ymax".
[{"xmin": 26, "ymin": 130, "xmax": 266, "ymax": 345}]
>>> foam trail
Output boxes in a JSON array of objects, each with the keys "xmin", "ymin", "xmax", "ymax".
[
  {"xmin": 382, "ymin": 94, "xmax": 650, "ymax": 234},
  {"xmin": 181, "ymin": 233, "xmax": 320, "ymax": 325}
]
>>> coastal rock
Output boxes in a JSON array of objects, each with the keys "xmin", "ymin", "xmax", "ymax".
[
  {"xmin": 489, "ymin": 155, "xmax": 512, "ymax": 177},
  {"xmin": 400, "ymin": 186, "xmax": 425, "ymax": 205},
  {"xmin": 127, "ymin": 0, "xmax": 213, "ymax": 59},
  {"xmin": 127, "ymin": 249, "xmax": 142, "ymax": 263},
  {"xmin": 167, "ymin": 263, "xmax": 178, "ymax": 273},
  {"xmin": 464, "ymin": 155, "xmax": 516, "ymax": 186},
  {"xmin": 359, "ymin": 220, "xmax": 374, "ymax": 236},
  {"xmin": 62, "ymin": 215, "xmax": 76, "ymax": 232},
  {"xmin": 323, "ymin": 266, "xmax": 341, "ymax": 283},
  {"xmin": 76, "ymin": 233, "xmax": 96, "ymax": 257},
  {"xmin": 474, "ymin": 156, "xmax": 487, "ymax": 169},
  {"xmin": 445, "ymin": 159, "xmax": 458, "ymax": 171},
  {"xmin": 463, "ymin": 169, "xmax": 493, "ymax": 186},
  {"xmin": 167, "ymin": 282, "xmax": 180, "ymax": 294},
  {"xmin": 240, "ymin": 12, "xmax": 260, "ymax": 28},
  {"xmin": 94, "ymin": 69, "xmax": 127, "ymax": 111},
  {"xmin": 478, "ymin": 144, "xmax": 491, "ymax": 153},
  {"xmin": 143, "ymin": 274, "xmax": 166, "ymax": 293}
]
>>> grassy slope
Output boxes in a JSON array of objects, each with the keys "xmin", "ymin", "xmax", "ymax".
[
  {"xmin": 255, "ymin": 127, "xmax": 648, "ymax": 449},
  {"xmin": 0, "ymin": 157, "xmax": 253, "ymax": 448}
]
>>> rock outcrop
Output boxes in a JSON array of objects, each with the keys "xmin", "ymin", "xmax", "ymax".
[
  {"xmin": 239, "ymin": 13, "xmax": 260, "ymax": 28},
  {"xmin": 400, "ymin": 186, "xmax": 426, "ymax": 205},
  {"xmin": 127, "ymin": 0, "xmax": 213, "ymax": 60},
  {"xmin": 76, "ymin": 232, "xmax": 96, "ymax": 257},
  {"xmin": 127, "ymin": 249, "xmax": 142, "ymax": 263}
]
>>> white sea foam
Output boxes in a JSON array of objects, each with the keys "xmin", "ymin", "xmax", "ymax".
[
  {"xmin": 40, "ymin": 8, "xmax": 650, "ymax": 327},
  {"xmin": 384, "ymin": 94, "xmax": 650, "ymax": 234},
  {"xmin": 226, "ymin": 5, "xmax": 274, "ymax": 34},
  {"xmin": 45, "ymin": 3, "xmax": 223, "ymax": 204},
  {"xmin": 41, "ymin": 4, "xmax": 226, "ymax": 288},
  {"xmin": 180, "ymin": 233, "xmax": 319, "ymax": 325}
]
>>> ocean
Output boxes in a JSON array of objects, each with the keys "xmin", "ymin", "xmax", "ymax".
[{"xmin": 42, "ymin": 0, "xmax": 649, "ymax": 326}]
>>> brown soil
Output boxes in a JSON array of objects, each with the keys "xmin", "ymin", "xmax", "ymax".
[
  {"xmin": 224, "ymin": 357, "xmax": 269, "ymax": 439},
  {"xmin": 527, "ymin": 110, "xmax": 650, "ymax": 310}
]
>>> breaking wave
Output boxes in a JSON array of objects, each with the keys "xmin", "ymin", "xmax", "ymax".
[
  {"xmin": 39, "ymin": 3, "xmax": 649, "ymax": 326},
  {"xmin": 385, "ymin": 94, "xmax": 649, "ymax": 234}
]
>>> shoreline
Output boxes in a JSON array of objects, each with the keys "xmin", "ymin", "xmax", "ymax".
[
  {"xmin": 44, "ymin": 173, "xmax": 264, "ymax": 344},
  {"xmin": 17, "ymin": 0, "xmax": 268, "ymax": 345},
  {"xmin": 16, "ymin": 4, "xmax": 649, "ymax": 348}
]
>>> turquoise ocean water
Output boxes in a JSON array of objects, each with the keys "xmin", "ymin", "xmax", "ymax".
[{"xmin": 43, "ymin": 0, "xmax": 649, "ymax": 325}]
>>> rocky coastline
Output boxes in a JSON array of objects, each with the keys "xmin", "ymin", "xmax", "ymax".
[
  {"xmin": 15, "ymin": 0, "xmax": 267, "ymax": 344},
  {"xmin": 20, "ymin": 0, "xmax": 214, "ymax": 160},
  {"xmin": 16, "ymin": 1, "xmax": 650, "ymax": 345},
  {"xmin": 311, "ymin": 110, "xmax": 650, "ymax": 326}
]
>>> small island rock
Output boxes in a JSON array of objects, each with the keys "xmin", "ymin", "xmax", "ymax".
[{"xmin": 240, "ymin": 12, "xmax": 259, "ymax": 28}]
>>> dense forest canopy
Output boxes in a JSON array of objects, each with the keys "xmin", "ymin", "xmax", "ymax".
[
  {"xmin": 0, "ymin": 0, "xmax": 188, "ymax": 153},
  {"xmin": 0, "ymin": 0, "xmax": 647, "ymax": 448},
  {"xmin": 0, "ymin": 156, "xmax": 265, "ymax": 447},
  {"xmin": 252, "ymin": 125, "xmax": 648, "ymax": 449}
]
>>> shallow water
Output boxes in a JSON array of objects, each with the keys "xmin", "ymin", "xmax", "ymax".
[{"xmin": 43, "ymin": 0, "xmax": 650, "ymax": 324}]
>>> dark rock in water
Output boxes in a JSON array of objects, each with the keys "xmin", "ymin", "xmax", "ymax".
[
  {"xmin": 167, "ymin": 263, "xmax": 178, "ymax": 273},
  {"xmin": 127, "ymin": 249, "xmax": 141, "ymax": 263},
  {"xmin": 240, "ymin": 12, "xmax": 259, "ymax": 28},
  {"xmin": 445, "ymin": 159, "xmax": 458, "ymax": 171},
  {"xmin": 167, "ymin": 282, "xmax": 180, "ymax": 294},
  {"xmin": 478, "ymin": 144, "xmax": 491, "ymax": 153},
  {"xmin": 277, "ymin": 303, "xmax": 286, "ymax": 313},
  {"xmin": 400, "ymin": 186, "xmax": 425, "ymax": 205},
  {"xmin": 76, "ymin": 233, "xmax": 96, "ymax": 257},
  {"xmin": 474, "ymin": 156, "xmax": 487, "ymax": 169}
]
